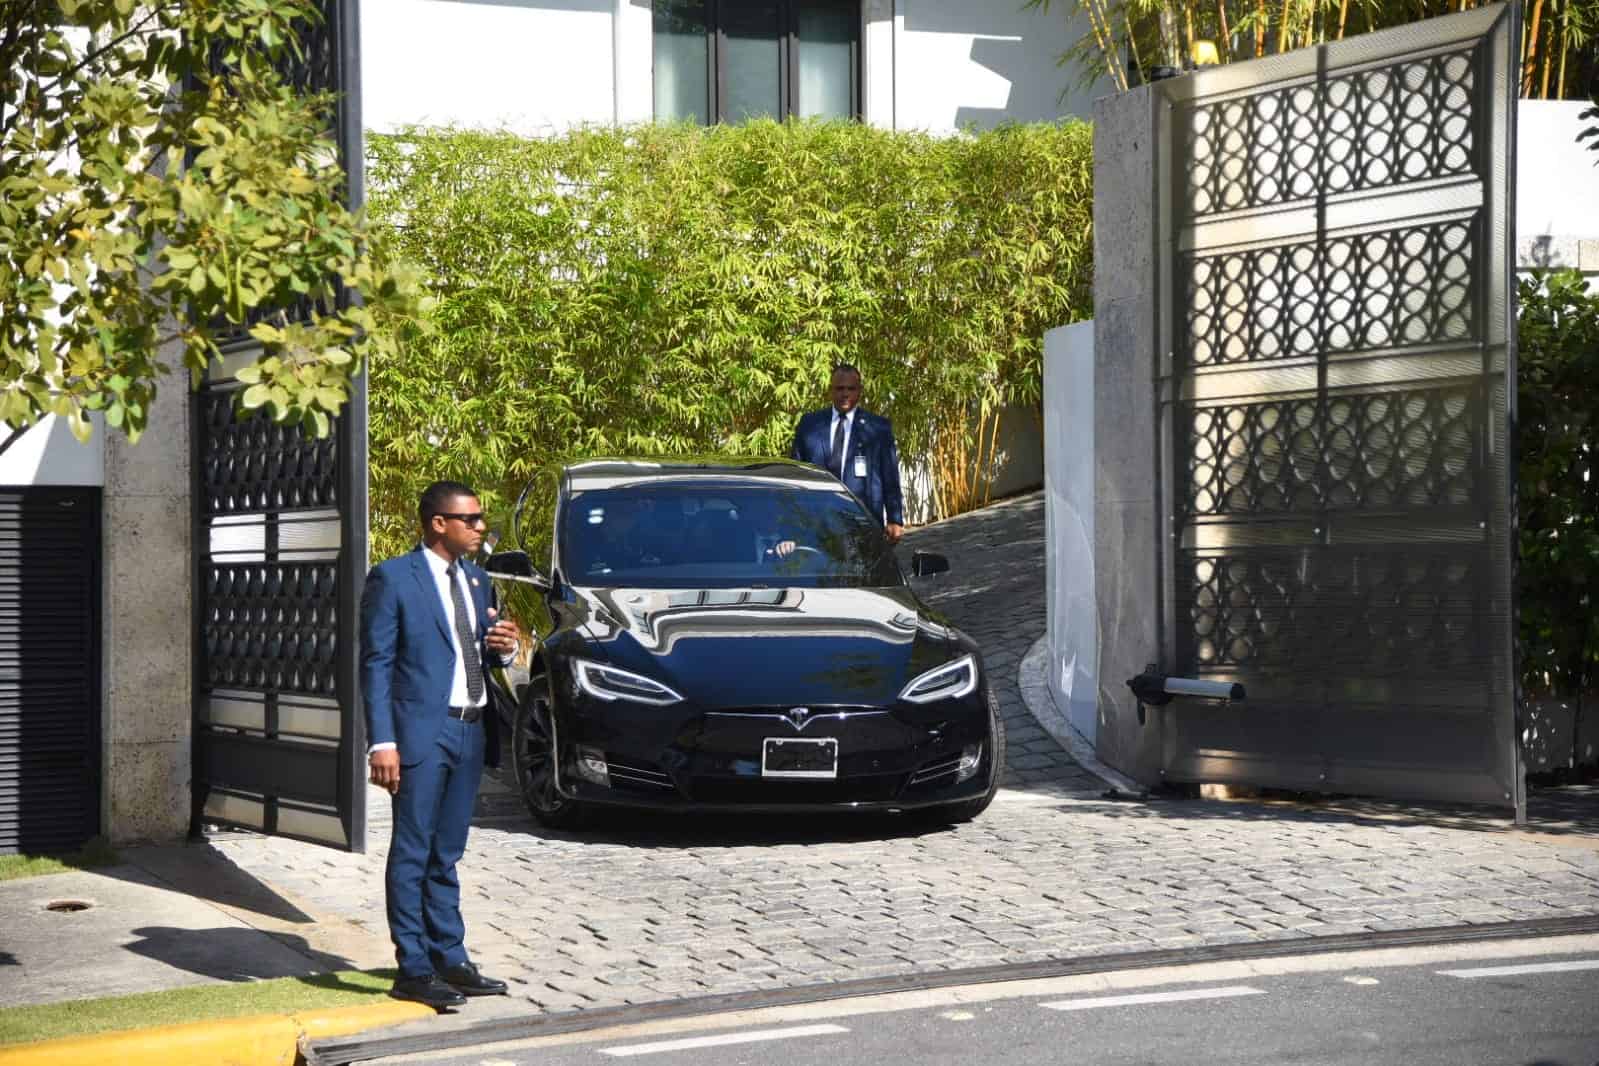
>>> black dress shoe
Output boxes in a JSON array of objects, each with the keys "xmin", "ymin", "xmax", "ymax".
[
  {"xmin": 390, "ymin": 973, "xmax": 467, "ymax": 1009},
  {"xmin": 439, "ymin": 961, "xmax": 509, "ymax": 996}
]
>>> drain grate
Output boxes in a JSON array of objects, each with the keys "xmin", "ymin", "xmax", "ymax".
[{"xmin": 44, "ymin": 899, "xmax": 92, "ymax": 913}]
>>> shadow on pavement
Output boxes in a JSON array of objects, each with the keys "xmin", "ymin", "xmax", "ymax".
[
  {"xmin": 123, "ymin": 925, "xmax": 363, "ymax": 983},
  {"xmin": 1057, "ymin": 783, "xmax": 1599, "ymax": 839},
  {"xmin": 469, "ymin": 777, "xmax": 955, "ymax": 848},
  {"xmin": 117, "ymin": 843, "xmax": 323, "ymax": 925}
]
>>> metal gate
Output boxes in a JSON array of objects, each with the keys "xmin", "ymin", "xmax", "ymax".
[
  {"xmin": 1154, "ymin": 5, "xmax": 1522, "ymax": 811},
  {"xmin": 190, "ymin": 0, "xmax": 369, "ymax": 850},
  {"xmin": 0, "ymin": 488, "xmax": 101, "ymax": 854}
]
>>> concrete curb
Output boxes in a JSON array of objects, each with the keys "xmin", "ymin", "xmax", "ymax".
[
  {"xmin": 0, "ymin": 1000, "xmax": 434, "ymax": 1066},
  {"xmin": 1017, "ymin": 635, "xmax": 1145, "ymax": 796}
]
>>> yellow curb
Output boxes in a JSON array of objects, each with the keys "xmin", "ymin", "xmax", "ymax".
[{"xmin": 0, "ymin": 1000, "xmax": 434, "ymax": 1066}]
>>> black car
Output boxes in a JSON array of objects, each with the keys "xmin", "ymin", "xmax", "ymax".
[{"xmin": 482, "ymin": 459, "xmax": 1004, "ymax": 827}]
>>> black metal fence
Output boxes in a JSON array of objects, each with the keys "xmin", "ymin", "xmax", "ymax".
[{"xmin": 190, "ymin": 0, "xmax": 368, "ymax": 850}]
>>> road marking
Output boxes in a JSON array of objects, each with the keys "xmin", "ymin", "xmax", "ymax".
[
  {"xmin": 1438, "ymin": 958, "xmax": 1599, "ymax": 979},
  {"xmin": 940, "ymin": 1009, "xmax": 976, "ymax": 1021},
  {"xmin": 599, "ymin": 1024, "xmax": 850, "ymax": 1057},
  {"xmin": 1040, "ymin": 985, "xmax": 1266, "ymax": 1012},
  {"xmin": 1342, "ymin": 976, "xmax": 1381, "ymax": 986}
]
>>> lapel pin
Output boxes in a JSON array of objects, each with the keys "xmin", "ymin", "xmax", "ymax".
[{"xmin": 471, "ymin": 577, "xmax": 480, "ymax": 587}]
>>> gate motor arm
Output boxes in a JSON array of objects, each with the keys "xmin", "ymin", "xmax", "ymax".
[{"xmin": 1126, "ymin": 664, "xmax": 1245, "ymax": 723}]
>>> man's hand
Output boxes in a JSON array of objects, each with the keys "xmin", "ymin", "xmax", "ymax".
[
  {"xmin": 886, "ymin": 523, "xmax": 905, "ymax": 545},
  {"xmin": 773, "ymin": 540, "xmax": 798, "ymax": 558},
  {"xmin": 484, "ymin": 606, "xmax": 519, "ymax": 657},
  {"xmin": 369, "ymin": 748, "xmax": 400, "ymax": 794}
]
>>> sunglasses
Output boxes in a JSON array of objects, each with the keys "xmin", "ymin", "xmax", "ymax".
[{"xmin": 433, "ymin": 512, "xmax": 486, "ymax": 526}]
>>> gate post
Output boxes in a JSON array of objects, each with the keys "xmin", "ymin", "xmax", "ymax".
[{"xmin": 1091, "ymin": 85, "xmax": 1166, "ymax": 785}]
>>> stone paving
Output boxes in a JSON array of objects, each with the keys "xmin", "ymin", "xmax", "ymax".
[{"xmin": 212, "ymin": 491, "xmax": 1599, "ymax": 1015}]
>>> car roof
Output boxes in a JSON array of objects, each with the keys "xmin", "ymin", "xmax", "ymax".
[{"xmin": 561, "ymin": 458, "xmax": 842, "ymax": 494}]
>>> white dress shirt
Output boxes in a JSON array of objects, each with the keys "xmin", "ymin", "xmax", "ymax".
[{"xmin": 422, "ymin": 546, "xmax": 489, "ymax": 710}]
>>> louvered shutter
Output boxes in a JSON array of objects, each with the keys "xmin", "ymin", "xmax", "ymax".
[{"xmin": 0, "ymin": 488, "xmax": 101, "ymax": 854}]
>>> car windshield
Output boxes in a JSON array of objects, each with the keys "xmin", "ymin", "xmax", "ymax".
[{"xmin": 560, "ymin": 484, "xmax": 902, "ymax": 589}]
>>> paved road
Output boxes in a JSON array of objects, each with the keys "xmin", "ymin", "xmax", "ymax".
[
  {"xmin": 213, "ymin": 492, "xmax": 1599, "ymax": 1018},
  {"xmin": 399, "ymin": 936, "xmax": 1599, "ymax": 1066}
]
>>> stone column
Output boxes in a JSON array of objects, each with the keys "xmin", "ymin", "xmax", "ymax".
[
  {"xmin": 101, "ymin": 347, "xmax": 191, "ymax": 844},
  {"xmin": 1091, "ymin": 86, "xmax": 1164, "ymax": 784}
]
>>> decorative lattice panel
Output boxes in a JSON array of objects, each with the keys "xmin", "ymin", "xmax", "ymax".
[
  {"xmin": 199, "ymin": 392, "xmax": 340, "ymax": 515},
  {"xmin": 1183, "ymin": 46, "xmax": 1477, "ymax": 218},
  {"xmin": 1182, "ymin": 216, "xmax": 1477, "ymax": 366},
  {"xmin": 1177, "ymin": 548, "xmax": 1482, "ymax": 675},
  {"xmin": 202, "ymin": 563, "xmax": 339, "ymax": 694},
  {"xmin": 1182, "ymin": 385, "xmax": 1480, "ymax": 515},
  {"xmin": 1155, "ymin": 5, "xmax": 1519, "ymax": 808}
]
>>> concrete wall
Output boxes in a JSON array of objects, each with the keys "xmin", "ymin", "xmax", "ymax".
[
  {"xmin": 1086, "ymin": 84, "xmax": 1162, "ymax": 784},
  {"xmin": 99, "ymin": 357, "xmax": 192, "ymax": 845},
  {"xmin": 361, "ymin": 0, "xmax": 1099, "ymax": 137}
]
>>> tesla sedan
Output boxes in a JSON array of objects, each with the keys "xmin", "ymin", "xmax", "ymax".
[{"xmin": 482, "ymin": 459, "xmax": 1004, "ymax": 827}]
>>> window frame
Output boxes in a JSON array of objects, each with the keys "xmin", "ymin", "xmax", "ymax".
[{"xmin": 657, "ymin": 0, "xmax": 862, "ymax": 125}]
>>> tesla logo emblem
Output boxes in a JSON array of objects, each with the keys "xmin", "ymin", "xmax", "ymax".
[{"xmin": 784, "ymin": 707, "xmax": 812, "ymax": 731}]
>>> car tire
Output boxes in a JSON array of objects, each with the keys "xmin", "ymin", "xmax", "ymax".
[
  {"xmin": 513, "ymin": 672, "xmax": 587, "ymax": 829},
  {"xmin": 928, "ymin": 683, "xmax": 1006, "ymax": 824}
]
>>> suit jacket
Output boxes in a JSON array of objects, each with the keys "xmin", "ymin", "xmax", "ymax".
[
  {"xmin": 791, "ymin": 407, "xmax": 905, "ymax": 526},
  {"xmin": 360, "ymin": 546, "xmax": 502, "ymax": 769}
]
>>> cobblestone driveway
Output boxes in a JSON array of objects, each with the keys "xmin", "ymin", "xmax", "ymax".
[{"xmin": 214, "ymin": 493, "xmax": 1599, "ymax": 1013}]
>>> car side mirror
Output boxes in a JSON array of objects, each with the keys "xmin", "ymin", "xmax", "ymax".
[
  {"xmin": 483, "ymin": 549, "xmax": 551, "ymax": 591},
  {"xmin": 910, "ymin": 551, "xmax": 950, "ymax": 578}
]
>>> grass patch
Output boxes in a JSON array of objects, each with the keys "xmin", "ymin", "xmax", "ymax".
[
  {"xmin": 0, "ymin": 969, "xmax": 396, "ymax": 1046},
  {"xmin": 0, "ymin": 838, "xmax": 122, "ymax": 882}
]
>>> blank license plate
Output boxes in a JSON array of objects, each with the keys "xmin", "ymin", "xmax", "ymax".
[{"xmin": 762, "ymin": 737, "xmax": 838, "ymax": 779}]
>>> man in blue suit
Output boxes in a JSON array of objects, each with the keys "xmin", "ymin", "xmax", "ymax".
[
  {"xmin": 791, "ymin": 363, "xmax": 905, "ymax": 543},
  {"xmin": 361, "ymin": 480, "xmax": 520, "ymax": 1008}
]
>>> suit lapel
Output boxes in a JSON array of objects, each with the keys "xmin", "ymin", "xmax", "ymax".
[{"xmin": 410, "ymin": 548, "xmax": 454, "ymax": 646}]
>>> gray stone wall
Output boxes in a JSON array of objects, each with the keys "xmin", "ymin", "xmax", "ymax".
[
  {"xmin": 101, "ymin": 347, "xmax": 191, "ymax": 844},
  {"xmin": 1090, "ymin": 86, "xmax": 1164, "ymax": 784}
]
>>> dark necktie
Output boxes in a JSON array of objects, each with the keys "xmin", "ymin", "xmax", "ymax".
[
  {"xmin": 828, "ymin": 415, "xmax": 846, "ymax": 478},
  {"xmin": 445, "ymin": 561, "xmax": 485, "ymax": 704}
]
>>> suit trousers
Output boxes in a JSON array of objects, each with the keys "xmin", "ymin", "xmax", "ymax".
[{"xmin": 385, "ymin": 713, "xmax": 485, "ymax": 978}]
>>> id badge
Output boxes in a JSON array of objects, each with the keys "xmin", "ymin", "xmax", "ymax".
[{"xmin": 853, "ymin": 456, "xmax": 868, "ymax": 479}]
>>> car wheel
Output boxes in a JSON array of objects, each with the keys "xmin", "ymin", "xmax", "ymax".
[
  {"xmin": 929, "ymin": 683, "xmax": 1006, "ymax": 824},
  {"xmin": 513, "ymin": 672, "xmax": 587, "ymax": 829}
]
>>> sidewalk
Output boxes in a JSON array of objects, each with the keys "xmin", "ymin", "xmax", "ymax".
[{"xmin": 2, "ymin": 491, "xmax": 1597, "ymax": 1056}]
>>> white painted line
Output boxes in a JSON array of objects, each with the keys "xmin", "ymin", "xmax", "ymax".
[
  {"xmin": 599, "ymin": 1023, "xmax": 850, "ymax": 1058},
  {"xmin": 1342, "ymin": 976, "xmax": 1381, "ymax": 986},
  {"xmin": 1040, "ymin": 985, "xmax": 1267, "ymax": 1012},
  {"xmin": 1438, "ymin": 958, "xmax": 1599, "ymax": 979}
]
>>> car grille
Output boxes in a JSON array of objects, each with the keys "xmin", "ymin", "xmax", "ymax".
[
  {"xmin": 686, "ymin": 776, "xmax": 904, "ymax": 805},
  {"xmin": 907, "ymin": 753, "xmax": 963, "ymax": 789},
  {"xmin": 605, "ymin": 755, "xmax": 674, "ymax": 793}
]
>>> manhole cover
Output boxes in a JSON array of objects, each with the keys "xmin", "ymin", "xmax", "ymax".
[{"xmin": 44, "ymin": 899, "xmax": 92, "ymax": 913}]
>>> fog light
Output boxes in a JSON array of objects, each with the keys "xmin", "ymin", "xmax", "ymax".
[
  {"xmin": 575, "ymin": 745, "xmax": 610, "ymax": 787},
  {"xmin": 955, "ymin": 743, "xmax": 983, "ymax": 783}
]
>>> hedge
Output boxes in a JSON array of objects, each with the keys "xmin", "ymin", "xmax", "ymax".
[{"xmin": 364, "ymin": 119, "xmax": 1095, "ymax": 561}]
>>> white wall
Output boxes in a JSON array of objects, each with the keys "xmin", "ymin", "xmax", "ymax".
[
  {"xmin": 889, "ymin": 0, "xmax": 1098, "ymax": 133},
  {"xmin": 1516, "ymin": 100, "xmax": 1599, "ymax": 279},
  {"xmin": 361, "ymin": 0, "xmax": 629, "ymax": 136},
  {"xmin": 0, "ymin": 417, "xmax": 103, "ymax": 487},
  {"xmin": 1042, "ymin": 321, "xmax": 1096, "ymax": 744},
  {"xmin": 362, "ymin": 0, "xmax": 1097, "ymax": 137}
]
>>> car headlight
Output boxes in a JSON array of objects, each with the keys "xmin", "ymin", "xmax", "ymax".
[
  {"xmin": 573, "ymin": 660, "xmax": 684, "ymax": 705},
  {"xmin": 899, "ymin": 653, "xmax": 978, "ymax": 704}
]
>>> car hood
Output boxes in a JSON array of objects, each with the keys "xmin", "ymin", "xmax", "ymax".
[{"xmin": 566, "ymin": 585, "xmax": 962, "ymax": 708}]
